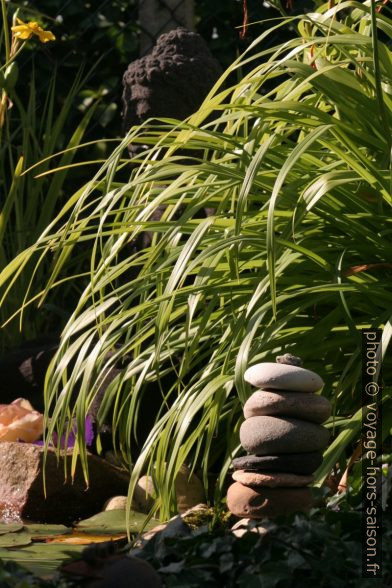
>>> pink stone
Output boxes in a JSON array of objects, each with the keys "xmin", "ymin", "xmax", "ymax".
[{"xmin": 232, "ymin": 470, "xmax": 313, "ymax": 487}]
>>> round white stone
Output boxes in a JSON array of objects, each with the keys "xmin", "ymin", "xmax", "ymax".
[{"xmin": 244, "ymin": 362, "xmax": 324, "ymax": 393}]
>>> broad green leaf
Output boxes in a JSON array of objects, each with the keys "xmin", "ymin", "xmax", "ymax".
[{"xmin": 76, "ymin": 509, "xmax": 159, "ymax": 534}]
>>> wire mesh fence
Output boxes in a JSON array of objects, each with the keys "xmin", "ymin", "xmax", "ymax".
[
  {"xmin": 9, "ymin": 0, "xmax": 310, "ymax": 126},
  {"xmin": 5, "ymin": 0, "xmax": 277, "ymax": 142},
  {"xmin": 10, "ymin": 1, "xmax": 235, "ymax": 134},
  {"xmin": 138, "ymin": 0, "xmax": 194, "ymax": 55}
]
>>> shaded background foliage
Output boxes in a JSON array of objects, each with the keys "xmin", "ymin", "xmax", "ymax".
[
  {"xmin": 2, "ymin": 0, "xmax": 278, "ymax": 351},
  {"xmin": 0, "ymin": 0, "xmax": 391, "ymax": 527},
  {"xmin": 0, "ymin": 1, "xmax": 251, "ymax": 350},
  {"xmin": 11, "ymin": 0, "xmax": 316, "ymax": 152},
  {"xmin": 12, "ymin": 0, "xmax": 243, "ymax": 147}
]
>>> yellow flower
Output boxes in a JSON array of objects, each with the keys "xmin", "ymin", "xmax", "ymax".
[{"xmin": 11, "ymin": 18, "xmax": 56, "ymax": 43}]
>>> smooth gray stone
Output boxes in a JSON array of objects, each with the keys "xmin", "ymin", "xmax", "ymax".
[
  {"xmin": 243, "ymin": 390, "xmax": 332, "ymax": 423},
  {"xmin": 244, "ymin": 362, "xmax": 324, "ymax": 393},
  {"xmin": 240, "ymin": 416, "xmax": 330, "ymax": 455},
  {"xmin": 232, "ymin": 452, "xmax": 323, "ymax": 474}
]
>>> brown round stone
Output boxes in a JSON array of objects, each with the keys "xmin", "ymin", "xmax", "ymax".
[
  {"xmin": 232, "ymin": 470, "xmax": 313, "ymax": 487},
  {"xmin": 227, "ymin": 482, "xmax": 313, "ymax": 519},
  {"xmin": 239, "ymin": 416, "xmax": 330, "ymax": 455},
  {"xmin": 243, "ymin": 390, "xmax": 332, "ymax": 424},
  {"xmin": 232, "ymin": 452, "xmax": 323, "ymax": 474}
]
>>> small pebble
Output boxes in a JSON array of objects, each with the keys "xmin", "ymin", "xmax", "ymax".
[{"xmin": 276, "ymin": 354, "xmax": 303, "ymax": 366}]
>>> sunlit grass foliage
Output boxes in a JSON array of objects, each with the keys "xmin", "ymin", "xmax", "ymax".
[{"xmin": 1, "ymin": 2, "xmax": 391, "ymax": 518}]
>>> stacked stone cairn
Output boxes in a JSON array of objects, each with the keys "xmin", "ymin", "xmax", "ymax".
[{"xmin": 227, "ymin": 354, "xmax": 332, "ymax": 519}]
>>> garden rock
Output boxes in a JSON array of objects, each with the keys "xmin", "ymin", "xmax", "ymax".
[
  {"xmin": 227, "ymin": 355, "xmax": 329, "ymax": 520},
  {"xmin": 227, "ymin": 483, "xmax": 313, "ymax": 518},
  {"xmin": 231, "ymin": 518, "xmax": 269, "ymax": 538},
  {"xmin": 232, "ymin": 470, "xmax": 313, "ymax": 487},
  {"xmin": 175, "ymin": 464, "xmax": 205, "ymax": 513},
  {"xmin": 244, "ymin": 362, "xmax": 324, "ymax": 392},
  {"xmin": 133, "ymin": 465, "xmax": 205, "ymax": 514},
  {"xmin": 103, "ymin": 496, "xmax": 128, "ymax": 511},
  {"xmin": 240, "ymin": 416, "xmax": 330, "ymax": 455},
  {"xmin": 232, "ymin": 452, "xmax": 323, "ymax": 474},
  {"xmin": 132, "ymin": 475, "xmax": 156, "ymax": 513},
  {"xmin": 0, "ymin": 442, "xmax": 129, "ymax": 525},
  {"xmin": 0, "ymin": 398, "xmax": 43, "ymax": 442},
  {"xmin": 136, "ymin": 504, "xmax": 208, "ymax": 545},
  {"xmin": 243, "ymin": 390, "xmax": 332, "ymax": 423}
]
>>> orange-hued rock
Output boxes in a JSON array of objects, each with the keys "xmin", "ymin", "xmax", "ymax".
[
  {"xmin": 227, "ymin": 482, "xmax": 313, "ymax": 519},
  {"xmin": 232, "ymin": 470, "xmax": 313, "ymax": 488},
  {"xmin": 0, "ymin": 398, "xmax": 43, "ymax": 443}
]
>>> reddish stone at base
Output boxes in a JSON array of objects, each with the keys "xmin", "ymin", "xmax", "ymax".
[{"xmin": 227, "ymin": 482, "xmax": 313, "ymax": 519}]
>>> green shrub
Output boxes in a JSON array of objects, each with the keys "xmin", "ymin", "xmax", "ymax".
[{"xmin": 1, "ymin": 2, "xmax": 391, "ymax": 517}]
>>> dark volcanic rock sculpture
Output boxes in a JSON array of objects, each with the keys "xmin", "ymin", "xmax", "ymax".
[
  {"xmin": 122, "ymin": 27, "xmax": 220, "ymax": 254},
  {"xmin": 122, "ymin": 27, "xmax": 222, "ymax": 138}
]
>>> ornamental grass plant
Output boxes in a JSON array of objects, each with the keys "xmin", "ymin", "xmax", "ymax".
[{"xmin": 0, "ymin": 1, "xmax": 391, "ymax": 519}]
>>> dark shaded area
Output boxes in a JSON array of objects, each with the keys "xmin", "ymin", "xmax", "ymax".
[
  {"xmin": 122, "ymin": 28, "xmax": 222, "ymax": 139},
  {"xmin": 133, "ymin": 509, "xmax": 392, "ymax": 587},
  {"xmin": 0, "ymin": 443, "xmax": 129, "ymax": 525},
  {"xmin": 0, "ymin": 336, "xmax": 58, "ymax": 410},
  {"xmin": 0, "ymin": 337, "xmax": 176, "ymax": 461},
  {"xmin": 232, "ymin": 452, "xmax": 323, "ymax": 475}
]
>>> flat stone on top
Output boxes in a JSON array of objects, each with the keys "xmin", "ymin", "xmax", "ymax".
[
  {"xmin": 244, "ymin": 362, "xmax": 324, "ymax": 393},
  {"xmin": 232, "ymin": 470, "xmax": 313, "ymax": 488},
  {"xmin": 232, "ymin": 452, "xmax": 323, "ymax": 475},
  {"xmin": 240, "ymin": 416, "xmax": 330, "ymax": 455},
  {"xmin": 243, "ymin": 390, "xmax": 331, "ymax": 423}
]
